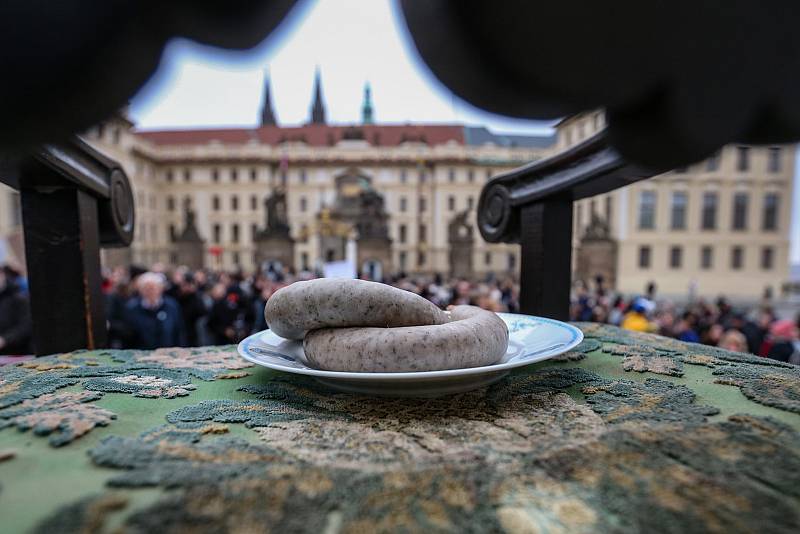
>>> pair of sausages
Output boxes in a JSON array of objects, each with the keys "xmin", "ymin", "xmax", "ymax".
[{"xmin": 264, "ymin": 279, "xmax": 509, "ymax": 372}]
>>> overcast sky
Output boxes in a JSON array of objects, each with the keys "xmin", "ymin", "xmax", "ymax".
[
  {"xmin": 129, "ymin": 0, "xmax": 799, "ymax": 265},
  {"xmin": 129, "ymin": 0, "xmax": 553, "ymax": 134}
]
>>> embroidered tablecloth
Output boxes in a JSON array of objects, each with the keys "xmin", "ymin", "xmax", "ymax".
[{"xmin": 0, "ymin": 323, "xmax": 798, "ymax": 533}]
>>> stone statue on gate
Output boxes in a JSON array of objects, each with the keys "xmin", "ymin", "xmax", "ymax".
[
  {"xmin": 448, "ymin": 209, "xmax": 474, "ymax": 278},
  {"xmin": 355, "ymin": 190, "xmax": 390, "ymax": 240},
  {"xmin": 264, "ymin": 189, "xmax": 290, "ymax": 236},
  {"xmin": 448, "ymin": 209, "xmax": 474, "ymax": 243}
]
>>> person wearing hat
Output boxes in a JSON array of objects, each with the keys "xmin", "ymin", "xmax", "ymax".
[
  {"xmin": 766, "ymin": 320, "xmax": 800, "ymax": 364},
  {"xmin": 621, "ymin": 298, "xmax": 655, "ymax": 333}
]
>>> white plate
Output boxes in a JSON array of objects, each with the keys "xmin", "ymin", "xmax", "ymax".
[{"xmin": 237, "ymin": 313, "xmax": 583, "ymax": 397}]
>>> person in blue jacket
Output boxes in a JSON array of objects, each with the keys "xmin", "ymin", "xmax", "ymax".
[{"xmin": 125, "ymin": 272, "xmax": 185, "ymax": 349}]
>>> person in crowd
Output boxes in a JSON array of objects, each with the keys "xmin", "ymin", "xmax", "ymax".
[
  {"xmin": 719, "ymin": 330, "xmax": 748, "ymax": 353},
  {"xmin": 702, "ymin": 323, "xmax": 724, "ymax": 347},
  {"xmin": 674, "ymin": 312, "xmax": 700, "ymax": 343},
  {"xmin": 207, "ymin": 282, "xmax": 249, "ymax": 345},
  {"xmin": 171, "ymin": 273, "xmax": 207, "ymax": 347},
  {"xmin": 124, "ymin": 272, "xmax": 185, "ymax": 349},
  {"xmin": 621, "ymin": 299, "xmax": 654, "ymax": 332},
  {"xmin": 106, "ymin": 272, "xmax": 134, "ymax": 349},
  {"xmin": 730, "ymin": 312, "xmax": 767, "ymax": 355},
  {"xmin": 765, "ymin": 320, "xmax": 800, "ymax": 364},
  {"xmin": 0, "ymin": 267, "xmax": 32, "ymax": 354}
]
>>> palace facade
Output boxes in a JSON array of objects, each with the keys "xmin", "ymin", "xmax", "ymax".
[
  {"xmin": 79, "ymin": 73, "xmax": 552, "ymax": 277},
  {"xmin": 565, "ymin": 111, "xmax": 795, "ymax": 301},
  {"xmin": 0, "ymin": 75, "xmax": 794, "ymax": 301}
]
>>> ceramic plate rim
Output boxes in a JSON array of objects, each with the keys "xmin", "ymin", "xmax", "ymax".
[{"xmin": 237, "ymin": 313, "xmax": 583, "ymax": 381}]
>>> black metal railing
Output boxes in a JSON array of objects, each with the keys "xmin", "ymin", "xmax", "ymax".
[
  {"xmin": 477, "ymin": 131, "xmax": 654, "ymax": 320},
  {"xmin": 0, "ymin": 136, "xmax": 134, "ymax": 355}
]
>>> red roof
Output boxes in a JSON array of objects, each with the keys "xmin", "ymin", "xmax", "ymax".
[{"xmin": 135, "ymin": 124, "xmax": 465, "ymax": 147}]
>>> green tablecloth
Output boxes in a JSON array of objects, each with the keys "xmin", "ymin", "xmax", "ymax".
[{"xmin": 1, "ymin": 323, "xmax": 798, "ymax": 533}]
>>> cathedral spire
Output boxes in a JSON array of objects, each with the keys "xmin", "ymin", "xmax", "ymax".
[
  {"xmin": 361, "ymin": 81, "xmax": 374, "ymax": 125},
  {"xmin": 309, "ymin": 67, "xmax": 327, "ymax": 124},
  {"xmin": 260, "ymin": 69, "xmax": 277, "ymax": 126}
]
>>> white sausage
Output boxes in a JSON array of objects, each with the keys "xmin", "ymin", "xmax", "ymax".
[
  {"xmin": 303, "ymin": 305, "xmax": 508, "ymax": 372},
  {"xmin": 265, "ymin": 278, "xmax": 449, "ymax": 340}
]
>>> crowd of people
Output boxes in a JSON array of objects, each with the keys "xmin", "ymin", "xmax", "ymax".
[
  {"xmin": 0, "ymin": 262, "xmax": 798, "ymax": 364},
  {"xmin": 571, "ymin": 279, "xmax": 800, "ymax": 363},
  {"xmin": 102, "ymin": 264, "xmax": 521, "ymax": 351}
]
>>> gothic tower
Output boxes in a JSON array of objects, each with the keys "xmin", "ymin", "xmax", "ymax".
[
  {"xmin": 309, "ymin": 67, "xmax": 327, "ymax": 124},
  {"xmin": 260, "ymin": 69, "xmax": 277, "ymax": 126},
  {"xmin": 361, "ymin": 82, "xmax": 374, "ymax": 125}
]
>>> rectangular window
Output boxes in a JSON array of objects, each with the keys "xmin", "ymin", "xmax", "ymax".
[
  {"xmin": 484, "ymin": 252, "xmax": 491, "ymax": 266},
  {"xmin": 231, "ymin": 224, "xmax": 239, "ymax": 243},
  {"xmin": 669, "ymin": 246, "xmax": 682, "ymax": 269},
  {"xmin": 250, "ymin": 168, "xmax": 257, "ymax": 182},
  {"xmin": 166, "ymin": 170, "xmax": 174, "ymax": 182},
  {"xmin": 419, "ymin": 197, "xmax": 426, "ymax": 212},
  {"xmin": 467, "ymin": 196, "xmax": 474, "ymax": 209},
  {"xmin": 183, "ymin": 169, "xmax": 191, "ymax": 182},
  {"xmin": 231, "ymin": 169, "xmax": 238, "ymax": 182},
  {"xmin": 399, "ymin": 224, "xmax": 407, "ymax": 244},
  {"xmin": 700, "ymin": 245, "xmax": 713, "ymax": 269},
  {"xmin": 419, "ymin": 224, "xmax": 427, "ymax": 243},
  {"xmin": 213, "ymin": 224, "xmax": 221, "ymax": 243},
  {"xmin": 731, "ymin": 246, "xmax": 744, "ymax": 270},
  {"xmin": 399, "ymin": 197, "xmax": 407, "ymax": 212},
  {"xmin": 167, "ymin": 196, "xmax": 175, "ymax": 211},
  {"xmin": 250, "ymin": 195, "xmax": 257, "ymax": 210},
  {"xmin": 736, "ymin": 146, "xmax": 750, "ymax": 171},
  {"xmin": 638, "ymin": 191, "xmax": 656, "ymax": 230},
  {"xmin": 670, "ymin": 191, "xmax": 687, "ymax": 230},
  {"xmin": 468, "ymin": 170, "xmax": 475, "ymax": 183},
  {"xmin": 417, "ymin": 251, "xmax": 426, "ymax": 267},
  {"xmin": 169, "ymin": 224, "xmax": 176, "ymax": 242},
  {"xmin": 485, "ymin": 169, "xmax": 493, "ymax": 181},
  {"xmin": 732, "ymin": 192, "xmax": 748, "ymax": 230},
  {"xmin": 398, "ymin": 251, "xmax": 407, "ymax": 272},
  {"xmin": 300, "ymin": 197, "xmax": 307, "ymax": 212},
  {"xmin": 762, "ymin": 193, "xmax": 779, "ymax": 231},
  {"xmin": 300, "ymin": 169, "xmax": 307, "ymax": 183},
  {"xmin": 761, "ymin": 247, "xmax": 774, "ymax": 270},
  {"xmin": 251, "ymin": 223, "xmax": 258, "ymax": 240},
  {"xmin": 508, "ymin": 252, "xmax": 517, "ymax": 271},
  {"xmin": 448, "ymin": 195, "xmax": 456, "ymax": 211},
  {"xmin": 212, "ymin": 168, "xmax": 219, "ymax": 182},
  {"xmin": 400, "ymin": 169, "xmax": 407, "ymax": 184},
  {"xmin": 705, "ymin": 152, "xmax": 721, "ymax": 172},
  {"xmin": 701, "ymin": 192, "xmax": 717, "ymax": 230},
  {"xmin": 419, "ymin": 171, "xmax": 426, "ymax": 183},
  {"xmin": 448, "ymin": 168, "xmax": 455, "ymax": 183},
  {"xmin": 231, "ymin": 196, "xmax": 239, "ymax": 211},
  {"xmin": 638, "ymin": 246, "xmax": 651, "ymax": 268},
  {"xmin": 301, "ymin": 252, "xmax": 309, "ymax": 271},
  {"xmin": 768, "ymin": 147, "xmax": 781, "ymax": 173},
  {"xmin": 212, "ymin": 195, "xmax": 220, "ymax": 211}
]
